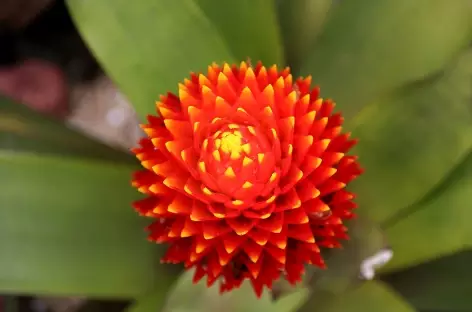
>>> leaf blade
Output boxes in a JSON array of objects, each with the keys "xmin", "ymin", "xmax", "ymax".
[
  {"xmin": 352, "ymin": 49, "xmax": 472, "ymax": 224},
  {"xmin": 382, "ymin": 151, "xmax": 472, "ymax": 271},
  {"xmin": 0, "ymin": 97, "xmax": 179, "ymax": 298},
  {"xmin": 0, "ymin": 96, "xmax": 135, "ymax": 163},
  {"xmin": 67, "ymin": 0, "xmax": 285, "ymax": 120},
  {"xmin": 194, "ymin": 0, "xmax": 284, "ymax": 66},
  {"xmin": 129, "ymin": 269, "xmax": 306, "ymax": 312},
  {"xmin": 0, "ymin": 153, "xmax": 169, "ymax": 297},
  {"xmin": 297, "ymin": 281, "xmax": 415, "ymax": 312},
  {"xmin": 382, "ymin": 250, "xmax": 472, "ymax": 311},
  {"xmin": 300, "ymin": 0, "xmax": 471, "ymax": 120},
  {"xmin": 67, "ymin": 0, "xmax": 235, "ymax": 120},
  {"xmin": 276, "ymin": 0, "xmax": 333, "ymax": 72}
]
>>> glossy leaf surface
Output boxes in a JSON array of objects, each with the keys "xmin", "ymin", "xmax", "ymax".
[
  {"xmin": 67, "ymin": 0, "xmax": 283, "ymax": 119},
  {"xmin": 352, "ymin": 49, "xmax": 472, "ymax": 224},
  {"xmin": 0, "ymin": 97, "xmax": 177, "ymax": 298},
  {"xmin": 0, "ymin": 96, "xmax": 135, "ymax": 163},
  {"xmin": 384, "ymin": 148, "xmax": 472, "ymax": 270},
  {"xmin": 298, "ymin": 281, "xmax": 415, "ymax": 312},
  {"xmin": 359, "ymin": 50, "xmax": 472, "ymax": 269},
  {"xmin": 128, "ymin": 269, "xmax": 307, "ymax": 312},
  {"xmin": 382, "ymin": 250, "xmax": 472, "ymax": 311},
  {"xmin": 193, "ymin": 0, "xmax": 283, "ymax": 66},
  {"xmin": 277, "ymin": 0, "xmax": 333, "ymax": 72},
  {"xmin": 300, "ymin": 0, "xmax": 471, "ymax": 120}
]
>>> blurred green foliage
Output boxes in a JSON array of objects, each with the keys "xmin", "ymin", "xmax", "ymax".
[{"xmin": 1, "ymin": 0, "xmax": 471, "ymax": 311}]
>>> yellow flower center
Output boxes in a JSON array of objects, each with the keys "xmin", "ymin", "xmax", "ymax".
[{"xmin": 219, "ymin": 131, "xmax": 243, "ymax": 157}]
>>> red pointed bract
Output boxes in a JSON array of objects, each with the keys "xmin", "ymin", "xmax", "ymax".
[{"xmin": 131, "ymin": 62, "xmax": 363, "ymax": 297}]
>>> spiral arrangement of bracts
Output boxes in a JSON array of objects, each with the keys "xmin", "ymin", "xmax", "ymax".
[{"xmin": 131, "ymin": 62, "xmax": 363, "ymax": 297}]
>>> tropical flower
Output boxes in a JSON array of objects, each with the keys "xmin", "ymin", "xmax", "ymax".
[{"xmin": 131, "ymin": 61, "xmax": 363, "ymax": 297}]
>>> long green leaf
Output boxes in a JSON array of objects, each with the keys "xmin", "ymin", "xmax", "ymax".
[
  {"xmin": 67, "ymin": 0, "xmax": 284, "ymax": 120},
  {"xmin": 276, "ymin": 0, "xmax": 333, "ymax": 73},
  {"xmin": 0, "ymin": 96, "xmax": 135, "ymax": 163},
  {"xmin": 351, "ymin": 49, "xmax": 472, "ymax": 224},
  {"xmin": 297, "ymin": 281, "xmax": 415, "ymax": 312},
  {"xmin": 0, "ymin": 97, "xmax": 178, "ymax": 298},
  {"xmin": 382, "ymin": 150, "xmax": 472, "ymax": 271},
  {"xmin": 382, "ymin": 250, "xmax": 472, "ymax": 311},
  {"xmin": 128, "ymin": 269, "xmax": 306, "ymax": 312},
  {"xmin": 193, "ymin": 0, "xmax": 283, "ymax": 66},
  {"xmin": 299, "ymin": 0, "xmax": 471, "ymax": 120}
]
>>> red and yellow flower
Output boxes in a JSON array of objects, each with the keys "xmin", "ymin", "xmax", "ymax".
[{"xmin": 131, "ymin": 62, "xmax": 363, "ymax": 297}]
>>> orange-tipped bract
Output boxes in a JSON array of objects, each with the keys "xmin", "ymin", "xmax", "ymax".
[{"xmin": 131, "ymin": 62, "xmax": 363, "ymax": 297}]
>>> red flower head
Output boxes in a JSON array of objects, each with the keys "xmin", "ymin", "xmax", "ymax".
[{"xmin": 131, "ymin": 62, "xmax": 363, "ymax": 297}]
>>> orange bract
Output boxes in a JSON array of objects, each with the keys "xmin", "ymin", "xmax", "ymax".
[{"xmin": 131, "ymin": 62, "xmax": 363, "ymax": 297}]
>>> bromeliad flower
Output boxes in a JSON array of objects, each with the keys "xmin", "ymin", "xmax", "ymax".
[{"xmin": 131, "ymin": 62, "xmax": 363, "ymax": 297}]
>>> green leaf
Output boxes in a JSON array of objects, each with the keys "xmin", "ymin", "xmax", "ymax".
[
  {"xmin": 0, "ymin": 96, "xmax": 135, "ymax": 163},
  {"xmin": 127, "ymin": 284, "xmax": 173, "ymax": 312},
  {"xmin": 129, "ymin": 269, "xmax": 306, "ymax": 312},
  {"xmin": 193, "ymin": 0, "xmax": 283, "ymax": 66},
  {"xmin": 67, "ymin": 0, "xmax": 232, "ymax": 120},
  {"xmin": 299, "ymin": 0, "xmax": 472, "ymax": 120},
  {"xmin": 277, "ymin": 0, "xmax": 333, "ymax": 73},
  {"xmin": 351, "ymin": 49, "xmax": 472, "ymax": 224},
  {"xmin": 382, "ymin": 250, "xmax": 472, "ymax": 311},
  {"xmin": 67, "ymin": 0, "xmax": 284, "ymax": 120},
  {"xmin": 382, "ymin": 150, "xmax": 472, "ymax": 271},
  {"xmin": 0, "ymin": 97, "xmax": 178, "ymax": 298},
  {"xmin": 297, "ymin": 281, "xmax": 415, "ymax": 312}
]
